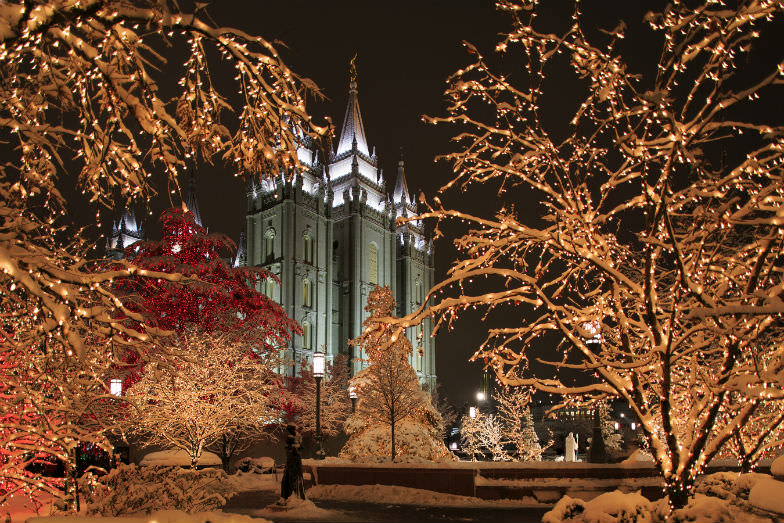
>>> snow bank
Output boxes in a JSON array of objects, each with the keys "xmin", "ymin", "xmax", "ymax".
[
  {"xmin": 308, "ymin": 483, "xmax": 541, "ymax": 507},
  {"xmin": 139, "ymin": 449, "xmax": 221, "ymax": 467},
  {"xmin": 770, "ymin": 455, "xmax": 784, "ymax": 479},
  {"xmin": 620, "ymin": 449, "xmax": 654, "ymax": 464},
  {"xmin": 670, "ymin": 495, "xmax": 734, "ymax": 523},
  {"xmin": 542, "ymin": 490, "xmax": 653, "ymax": 523},
  {"xmin": 749, "ymin": 477, "xmax": 784, "ymax": 515},
  {"xmin": 248, "ymin": 497, "xmax": 338, "ymax": 520},
  {"xmin": 29, "ymin": 510, "xmax": 270, "ymax": 523}
]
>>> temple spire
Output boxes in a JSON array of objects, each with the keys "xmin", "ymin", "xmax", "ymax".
[
  {"xmin": 336, "ymin": 55, "xmax": 370, "ymax": 157},
  {"xmin": 183, "ymin": 173, "xmax": 203, "ymax": 227},
  {"xmin": 393, "ymin": 149, "xmax": 412, "ymax": 206}
]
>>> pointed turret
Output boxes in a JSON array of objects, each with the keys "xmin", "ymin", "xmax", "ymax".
[
  {"xmin": 393, "ymin": 156, "xmax": 412, "ymax": 206},
  {"xmin": 233, "ymin": 231, "xmax": 247, "ymax": 268},
  {"xmin": 183, "ymin": 173, "xmax": 203, "ymax": 228},
  {"xmin": 335, "ymin": 57, "xmax": 370, "ymax": 158},
  {"xmin": 107, "ymin": 208, "xmax": 144, "ymax": 260}
]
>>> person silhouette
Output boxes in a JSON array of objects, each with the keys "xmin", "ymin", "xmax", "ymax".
[{"xmin": 280, "ymin": 424, "xmax": 305, "ymax": 501}]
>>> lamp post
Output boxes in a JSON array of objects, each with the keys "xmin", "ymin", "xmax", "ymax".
[
  {"xmin": 468, "ymin": 405, "xmax": 477, "ymax": 462},
  {"xmin": 348, "ymin": 385, "xmax": 358, "ymax": 413},
  {"xmin": 313, "ymin": 351, "xmax": 325, "ymax": 460}
]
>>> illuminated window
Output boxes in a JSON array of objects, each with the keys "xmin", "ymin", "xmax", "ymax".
[
  {"xmin": 303, "ymin": 278, "xmax": 312, "ymax": 308},
  {"xmin": 303, "ymin": 233, "xmax": 313, "ymax": 264},
  {"xmin": 415, "ymin": 280, "xmax": 422, "ymax": 304},
  {"xmin": 302, "ymin": 321, "xmax": 311, "ymax": 350},
  {"xmin": 264, "ymin": 229, "xmax": 275, "ymax": 262},
  {"xmin": 368, "ymin": 243, "xmax": 378, "ymax": 284},
  {"xmin": 110, "ymin": 378, "xmax": 122, "ymax": 396}
]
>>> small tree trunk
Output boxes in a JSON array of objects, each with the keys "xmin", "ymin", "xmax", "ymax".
[
  {"xmin": 390, "ymin": 404, "xmax": 396, "ymax": 461},
  {"xmin": 664, "ymin": 475, "xmax": 691, "ymax": 510},
  {"xmin": 65, "ymin": 447, "xmax": 80, "ymax": 513},
  {"xmin": 219, "ymin": 434, "xmax": 234, "ymax": 473}
]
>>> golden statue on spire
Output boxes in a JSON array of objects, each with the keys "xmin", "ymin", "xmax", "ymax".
[{"xmin": 350, "ymin": 53, "xmax": 358, "ymax": 83}]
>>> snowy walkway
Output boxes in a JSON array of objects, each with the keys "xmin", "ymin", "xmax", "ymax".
[{"xmin": 225, "ymin": 487, "xmax": 549, "ymax": 522}]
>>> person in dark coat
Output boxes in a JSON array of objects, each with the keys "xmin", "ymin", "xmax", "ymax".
[{"xmin": 280, "ymin": 424, "xmax": 306, "ymax": 500}]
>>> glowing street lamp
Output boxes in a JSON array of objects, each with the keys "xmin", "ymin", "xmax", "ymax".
[
  {"xmin": 313, "ymin": 351, "xmax": 325, "ymax": 460},
  {"xmin": 109, "ymin": 378, "xmax": 122, "ymax": 396},
  {"xmin": 348, "ymin": 385, "xmax": 358, "ymax": 413},
  {"xmin": 476, "ymin": 391, "xmax": 486, "ymax": 402}
]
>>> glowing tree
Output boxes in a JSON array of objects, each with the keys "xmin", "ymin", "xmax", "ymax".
[
  {"xmin": 598, "ymin": 404, "xmax": 623, "ymax": 461},
  {"xmin": 341, "ymin": 286, "xmax": 449, "ymax": 462},
  {"xmin": 125, "ymin": 326, "xmax": 281, "ymax": 469},
  {"xmin": 477, "ymin": 413, "xmax": 509, "ymax": 461},
  {"xmin": 403, "ymin": 0, "xmax": 784, "ymax": 508},
  {"xmin": 116, "ymin": 207, "xmax": 299, "ymax": 344},
  {"xmin": 494, "ymin": 388, "xmax": 547, "ymax": 461},
  {"xmin": 0, "ymin": 0, "xmax": 322, "ymax": 509},
  {"xmin": 459, "ymin": 411, "xmax": 483, "ymax": 462}
]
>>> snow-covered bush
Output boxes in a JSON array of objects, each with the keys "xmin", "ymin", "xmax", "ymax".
[
  {"xmin": 694, "ymin": 472, "xmax": 768, "ymax": 512},
  {"xmin": 543, "ymin": 491, "xmax": 654, "ymax": 523},
  {"xmin": 80, "ymin": 464, "xmax": 233, "ymax": 516},
  {"xmin": 340, "ymin": 420, "xmax": 455, "ymax": 463},
  {"xmin": 235, "ymin": 457, "xmax": 276, "ymax": 474}
]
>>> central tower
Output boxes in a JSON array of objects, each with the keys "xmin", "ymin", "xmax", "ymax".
[{"xmin": 242, "ymin": 68, "xmax": 436, "ymax": 386}]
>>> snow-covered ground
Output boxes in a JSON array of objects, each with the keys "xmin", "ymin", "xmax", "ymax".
[
  {"xmin": 138, "ymin": 450, "xmax": 222, "ymax": 467},
  {"xmin": 307, "ymin": 483, "xmax": 543, "ymax": 508},
  {"xmin": 29, "ymin": 511, "xmax": 271, "ymax": 523}
]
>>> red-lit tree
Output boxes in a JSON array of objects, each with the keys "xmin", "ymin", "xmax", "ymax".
[{"xmin": 118, "ymin": 208, "xmax": 298, "ymax": 341}]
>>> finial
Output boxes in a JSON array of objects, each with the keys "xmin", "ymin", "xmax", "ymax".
[
  {"xmin": 399, "ymin": 146, "xmax": 404, "ymax": 165},
  {"xmin": 349, "ymin": 53, "xmax": 358, "ymax": 84}
]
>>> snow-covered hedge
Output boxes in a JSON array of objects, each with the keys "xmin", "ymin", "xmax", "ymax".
[
  {"xmin": 80, "ymin": 464, "xmax": 234, "ymax": 516},
  {"xmin": 339, "ymin": 420, "xmax": 456, "ymax": 463},
  {"xmin": 235, "ymin": 456, "xmax": 276, "ymax": 474}
]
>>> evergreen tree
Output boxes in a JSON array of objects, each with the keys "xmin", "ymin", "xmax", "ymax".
[
  {"xmin": 494, "ymin": 387, "xmax": 545, "ymax": 461},
  {"xmin": 340, "ymin": 286, "xmax": 451, "ymax": 462},
  {"xmin": 599, "ymin": 404, "xmax": 623, "ymax": 460}
]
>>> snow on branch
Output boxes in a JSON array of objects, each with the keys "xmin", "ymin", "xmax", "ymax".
[{"xmin": 399, "ymin": 0, "xmax": 784, "ymax": 509}]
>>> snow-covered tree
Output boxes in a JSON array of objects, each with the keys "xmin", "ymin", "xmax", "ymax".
[
  {"xmin": 494, "ymin": 388, "xmax": 546, "ymax": 461},
  {"xmin": 598, "ymin": 404, "xmax": 623, "ymax": 461},
  {"xmin": 341, "ymin": 286, "xmax": 450, "ymax": 462},
  {"xmin": 0, "ymin": 1, "xmax": 322, "ymax": 506},
  {"xmin": 477, "ymin": 413, "xmax": 509, "ymax": 462},
  {"xmin": 402, "ymin": 0, "xmax": 784, "ymax": 508},
  {"xmin": 125, "ymin": 326, "xmax": 281, "ymax": 469},
  {"xmin": 459, "ymin": 412, "xmax": 483, "ymax": 462},
  {"xmin": 0, "ymin": 328, "xmax": 135, "ymax": 510},
  {"xmin": 293, "ymin": 352, "xmax": 352, "ymax": 441}
]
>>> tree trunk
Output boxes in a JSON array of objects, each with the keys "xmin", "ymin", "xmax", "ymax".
[
  {"xmin": 391, "ymin": 419, "xmax": 396, "ymax": 461},
  {"xmin": 219, "ymin": 434, "xmax": 232, "ymax": 473},
  {"xmin": 664, "ymin": 476, "xmax": 692, "ymax": 510},
  {"xmin": 65, "ymin": 447, "xmax": 80, "ymax": 513}
]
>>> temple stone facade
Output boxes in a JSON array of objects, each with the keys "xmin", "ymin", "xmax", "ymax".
[{"xmin": 241, "ymin": 77, "xmax": 435, "ymax": 386}]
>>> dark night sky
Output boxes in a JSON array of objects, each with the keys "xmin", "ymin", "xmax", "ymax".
[{"xmin": 136, "ymin": 0, "xmax": 673, "ymax": 409}]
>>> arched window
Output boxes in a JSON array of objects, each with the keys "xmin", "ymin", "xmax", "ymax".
[
  {"xmin": 264, "ymin": 229, "xmax": 275, "ymax": 263},
  {"xmin": 303, "ymin": 233, "xmax": 313, "ymax": 264},
  {"xmin": 303, "ymin": 278, "xmax": 312, "ymax": 308},
  {"xmin": 302, "ymin": 321, "xmax": 311, "ymax": 350},
  {"xmin": 415, "ymin": 280, "xmax": 422, "ymax": 304},
  {"xmin": 368, "ymin": 243, "xmax": 378, "ymax": 284},
  {"xmin": 265, "ymin": 278, "xmax": 275, "ymax": 300}
]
